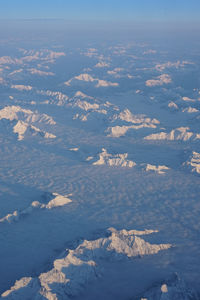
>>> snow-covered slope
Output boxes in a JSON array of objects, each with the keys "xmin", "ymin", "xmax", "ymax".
[
  {"xmin": 0, "ymin": 106, "xmax": 56, "ymax": 125},
  {"xmin": 137, "ymin": 273, "xmax": 198, "ymax": 300},
  {"xmin": 184, "ymin": 151, "xmax": 200, "ymax": 174},
  {"xmin": 168, "ymin": 101, "xmax": 178, "ymax": 110},
  {"xmin": 64, "ymin": 73, "xmax": 118, "ymax": 88},
  {"xmin": 11, "ymin": 84, "xmax": 33, "ymax": 91},
  {"xmin": 13, "ymin": 120, "xmax": 56, "ymax": 140},
  {"xmin": 66, "ymin": 91, "xmax": 118, "ymax": 122},
  {"xmin": 92, "ymin": 148, "xmax": 136, "ymax": 167},
  {"xmin": 144, "ymin": 127, "xmax": 200, "ymax": 141},
  {"xmin": 1, "ymin": 228, "xmax": 172, "ymax": 299},
  {"xmin": 145, "ymin": 164, "xmax": 170, "ymax": 174},
  {"xmin": 107, "ymin": 123, "xmax": 158, "ymax": 138},
  {"xmin": 0, "ymin": 106, "xmax": 56, "ymax": 140},
  {"xmin": 182, "ymin": 107, "xmax": 199, "ymax": 113},
  {"xmin": 37, "ymin": 90, "xmax": 69, "ymax": 106},
  {"xmin": 73, "ymin": 100, "xmax": 100, "ymax": 111},
  {"xmin": 0, "ymin": 193, "xmax": 72, "ymax": 224},
  {"xmin": 107, "ymin": 109, "xmax": 160, "ymax": 138},
  {"xmin": 90, "ymin": 149, "xmax": 170, "ymax": 174},
  {"xmin": 116, "ymin": 109, "xmax": 160, "ymax": 126},
  {"xmin": 0, "ymin": 211, "xmax": 19, "ymax": 223}
]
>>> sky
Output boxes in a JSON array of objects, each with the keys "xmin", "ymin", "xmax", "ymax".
[{"xmin": 0, "ymin": 0, "xmax": 200, "ymax": 23}]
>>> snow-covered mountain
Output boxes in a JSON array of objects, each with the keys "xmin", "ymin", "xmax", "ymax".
[
  {"xmin": 0, "ymin": 105, "xmax": 56, "ymax": 125},
  {"xmin": 106, "ymin": 109, "xmax": 160, "ymax": 138},
  {"xmin": 136, "ymin": 273, "xmax": 198, "ymax": 300},
  {"xmin": 144, "ymin": 127, "xmax": 200, "ymax": 142},
  {"xmin": 0, "ymin": 193, "xmax": 72, "ymax": 224},
  {"xmin": 13, "ymin": 120, "xmax": 56, "ymax": 140},
  {"xmin": 88, "ymin": 149, "xmax": 170, "ymax": 174},
  {"xmin": 1, "ymin": 25, "xmax": 200, "ymax": 300},
  {"xmin": 116, "ymin": 109, "xmax": 160, "ymax": 126},
  {"xmin": 64, "ymin": 73, "xmax": 119, "ymax": 88},
  {"xmin": 145, "ymin": 164, "xmax": 170, "ymax": 174},
  {"xmin": 184, "ymin": 151, "xmax": 200, "ymax": 174},
  {"xmin": 92, "ymin": 148, "xmax": 136, "ymax": 167},
  {"xmin": 1, "ymin": 228, "xmax": 171, "ymax": 299},
  {"xmin": 37, "ymin": 90, "xmax": 69, "ymax": 106},
  {"xmin": 0, "ymin": 106, "xmax": 56, "ymax": 140}
]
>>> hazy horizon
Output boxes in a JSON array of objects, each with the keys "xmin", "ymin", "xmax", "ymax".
[{"xmin": 1, "ymin": 0, "xmax": 200, "ymax": 23}]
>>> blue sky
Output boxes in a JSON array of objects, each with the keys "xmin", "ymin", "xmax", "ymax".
[{"xmin": 1, "ymin": 0, "xmax": 200, "ymax": 22}]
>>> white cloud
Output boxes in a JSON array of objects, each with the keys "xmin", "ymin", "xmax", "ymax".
[{"xmin": 146, "ymin": 74, "xmax": 172, "ymax": 87}]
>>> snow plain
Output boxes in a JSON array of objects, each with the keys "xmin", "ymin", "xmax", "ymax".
[{"xmin": 0, "ymin": 22, "xmax": 200, "ymax": 299}]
